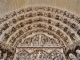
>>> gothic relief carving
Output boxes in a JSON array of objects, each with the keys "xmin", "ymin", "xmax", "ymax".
[
  {"xmin": 0, "ymin": 6, "xmax": 80, "ymax": 60},
  {"xmin": 14, "ymin": 49, "xmax": 65, "ymax": 60},
  {"xmin": 18, "ymin": 34, "xmax": 63, "ymax": 47},
  {"xmin": 64, "ymin": 41, "xmax": 80, "ymax": 60},
  {"xmin": 0, "ymin": 42, "xmax": 15, "ymax": 60}
]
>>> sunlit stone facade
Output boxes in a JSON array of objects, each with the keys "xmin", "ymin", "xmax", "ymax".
[{"xmin": 0, "ymin": 0, "xmax": 80, "ymax": 60}]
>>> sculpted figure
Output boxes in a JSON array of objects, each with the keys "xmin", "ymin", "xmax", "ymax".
[
  {"xmin": 69, "ymin": 53, "xmax": 77, "ymax": 60},
  {"xmin": 76, "ymin": 49, "xmax": 80, "ymax": 60}
]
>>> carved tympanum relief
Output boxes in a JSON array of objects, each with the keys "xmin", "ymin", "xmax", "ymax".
[{"xmin": 0, "ymin": 6, "xmax": 80, "ymax": 60}]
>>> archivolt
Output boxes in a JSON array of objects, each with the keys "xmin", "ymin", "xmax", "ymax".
[
  {"xmin": 4, "ymin": 19, "xmax": 72, "ymax": 47},
  {"xmin": 10, "ymin": 28, "xmax": 66, "ymax": 47},
  {"xmin": 0, "ymin": 6, "xmax": 80, "ymax": 48}
]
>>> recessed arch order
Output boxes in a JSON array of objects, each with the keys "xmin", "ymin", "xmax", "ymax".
[{"xmin": 0, "ymin": 6, "xmax": 80, "ymax": 48}]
